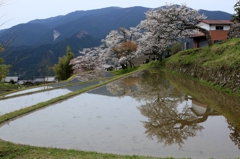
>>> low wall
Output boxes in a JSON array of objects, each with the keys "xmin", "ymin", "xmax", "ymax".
[
  {"xmin": 228, "ymin": 23, "xmax": 240, "ymax": 39},
  {"xmin": 165, "ymin": 64, "xmax": 240, "ymax": 94}
]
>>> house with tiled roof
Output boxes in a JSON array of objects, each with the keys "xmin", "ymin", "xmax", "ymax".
[
  {"xmin": 2, "ymin": 76, "xmax": 19, "ymax": 83},
  {"xmin": 190, "ymin": 99, "xmax": 219, "ymax": 117},
  {"xmin": 192, "ymin": 20, "xmax": 233, "ymax": 48}
]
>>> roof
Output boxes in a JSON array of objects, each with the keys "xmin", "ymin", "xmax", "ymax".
[
  {"xmin": 191, "ymin": 32, "xmax": 205, "ymax": 37},
  {"xmin": 34, "ymin": 78, "xmax": 45, "ymax": 82},
  {"xmin": 44, "ymin": 77, "xmax": 57, "ymax": 82},
  {"xmin": 2, "ymin": 76, "xmax": 19, "ymax": 82},
  {"xmin": 200, "ymin": 20, "xmax": 233, "ymax": 25}
]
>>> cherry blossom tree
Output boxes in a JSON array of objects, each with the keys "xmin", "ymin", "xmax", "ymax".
[
  {"xmin": 70, "ymin": 3, "xmax": 209, "ymax": 74},
  {"xmin": 69, "ymin": 47, "xmax": 103, "ymax": 74},
  {"xmin": 231, "ymin": 0, "xmax": 240, "ymax": 22},
  {"xmin": 101, "ymin": 27, "xmax": 140, "ymax": 69},
  {"xmin": 136, "ymin": 3, "xmax": 209, "ymax": 60},
  {"xmin": 112, "ymin": 41, "xmax": 138, "ymax": 68}
]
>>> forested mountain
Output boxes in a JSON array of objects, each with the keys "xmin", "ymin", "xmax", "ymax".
[
  {"xmin": 1, "ymin": 32, "xmax": 101, "ymax": 79},
  {"xmin": 0, "ymin": 6, "xmax": 232, "ymax": 79},
  {"xmin": 0, "ymin": 23, "xmax": 50, "ymax": 47},
  {"xmin": 0, "ymin": 6, "xmax": 148, "ymax": 47},
  {"xmin": 199, "ymin": 10, "xmax": 232, "ymax": 20}
]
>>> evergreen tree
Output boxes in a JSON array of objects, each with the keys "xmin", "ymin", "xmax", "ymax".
[{"xmin": 53, "ymin": 46, "xmax": 74, "ymax": 81}]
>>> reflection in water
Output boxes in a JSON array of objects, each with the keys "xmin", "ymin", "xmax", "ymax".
[
  {"xmin": 123, "ymin": 71, "xmax": 206, "ymax": 148},
  {"xmin": 0, "ymin": 69, "xmax": 240, "ymax": 158},
  {"xmin": 228, "ymin": 121, "xmax": 240, "ymax": 150},
  {"xmin": 107, "ymin": 70, "xmax": 240, "ymax": 150},
  {"xmin": 106, "ymin": 73, "xmax": 141, "ymax": 97},
  {"xmin": 4, "ymin": 86, "xmax": 53, "ymax": 97},
  {"xmin": 0, "ymin": 88, "xmax": 71, "ymax": 115},
  {"xmin": 139, "ymin": 100, "xmax": 203, "ymax": 148}
]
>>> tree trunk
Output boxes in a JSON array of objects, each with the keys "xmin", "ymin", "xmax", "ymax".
[
  {"xmin": 128, "ymin": 60, "xmax": 135, "ymax": 68},
  {"xmin": 186, "ymin": 25, "xmax": 213, "ymax": 47},
  {"xmin": 197, "ymin": 26, "xmax": 213, "ymax": 47}
]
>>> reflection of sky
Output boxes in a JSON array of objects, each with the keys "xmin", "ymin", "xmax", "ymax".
[
  {"xmin": 0, "ymin": 88, "xmax": 71, "ymax": 115},
  {"xmin": 176, "ymin": 99, "xmax": 192, "ymax": 111},
  {"xmin": 0, "ymin": 93, "xmax": 239, "ymax": 159},
  {"xmin": 4, "ymin": 86, "xmax": 53, "ymax": 97}
]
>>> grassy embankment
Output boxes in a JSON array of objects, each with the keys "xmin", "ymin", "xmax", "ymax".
[
  {"xmin": 0, "ymin": 83, "xmax": 21, "ymax": 94},
  {"xmin": 0, "ymin": 139, "xmax": 179, "ymax": 159},
  {"xmin": 164, "ymin": 38, "xmax": 240, "ymax": 68},
  {"xmin": 161, "ymin": 38, "xmax": 240, "ymax": 95}
]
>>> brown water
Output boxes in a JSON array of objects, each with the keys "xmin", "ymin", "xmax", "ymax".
[{"xmin": 0, "ymin": 70, "xmax": 239, "ymax": 159}]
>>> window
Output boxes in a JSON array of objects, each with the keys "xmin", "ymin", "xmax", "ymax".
[
  {"xmin": 216, "ymin": 26, "xmax": 223, "ymax": 30},
  {"xmin": 214, "ymin": 40, "xmax": 223, "ymax": 44}
]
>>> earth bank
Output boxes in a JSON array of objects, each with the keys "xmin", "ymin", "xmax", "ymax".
[{"xmin": 163, "ymin": 38, "xmax": 240, "ymax": 94}]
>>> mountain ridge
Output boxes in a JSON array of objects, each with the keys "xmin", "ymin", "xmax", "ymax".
[{"xmin": 0, "ymin": 6, "xmax": 233, "ymax": 79}]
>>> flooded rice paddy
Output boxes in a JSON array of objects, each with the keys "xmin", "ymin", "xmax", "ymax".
[
  {"xmin": 0, "ymin": 70, "xmax": 239, "ymax": 159},
  {"xmin": 0, "ymin": 88, "xmax": 71, "ymax": 115},
  {"xmin": 4, "ymin": 86, "xmax": 53, "ymax": 97}
]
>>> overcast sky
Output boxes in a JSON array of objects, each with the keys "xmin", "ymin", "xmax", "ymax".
[{"xmin": 0, "ymin": 0, "xmax": 236, "ymax": 29}]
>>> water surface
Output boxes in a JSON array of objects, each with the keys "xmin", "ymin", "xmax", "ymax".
[
  {"xmin": 4, "ymin": 86, "xmax": 53, "ymax": 97},
  {"xmin": 0, "ymin": 88, "xmax": 71, "ymax": 115},
  {"xmin": 0, "ymin": 70, "xmax": 239, "ymax": 159}
]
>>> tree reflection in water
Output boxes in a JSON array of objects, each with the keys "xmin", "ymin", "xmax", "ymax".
[
  {"xmin": 106, "ymin": 70, "xmax": 240, "ymax": 149},
  {"xmin": 228, "ymin": 121, "xmax": 240, "ymax": 149},
  {"xmin": 138, "ymin": 99, "xmax": 215, "ymax": 148},
  {"xmin": 136, "ymin": 71, "xmax": 213, "ymax": 148},
  {"xmin": 106, "ymin": 73, "xmax": 141, "ymax": 97}
]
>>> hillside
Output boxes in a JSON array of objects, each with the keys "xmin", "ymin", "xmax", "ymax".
[
  {"xmin": 163, "ymin": 38, "xmax": 240, "ymax": 94},
  {"xmin": 0, "ymin": 23, "xmax": 50, "ymax": 46},
  {"xmin": 0, "ymin": 6, "xmax": 233, "ymax": 79},
  {"xmin": 0, "ymin": 32, "xmax": 101, "ymax": 79},
  {"xmin": 0, "ymin": 7, "xmax": 148, "ymax": 47},
  {"xmin": 0, "ymin": 7, "xmax": 232, "ymax": 47}
]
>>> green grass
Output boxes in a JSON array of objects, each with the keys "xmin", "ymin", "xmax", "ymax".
[
  {"xmin": 0, "ymin": 83, "xmax": 22, "ymax": 94},
  {"xmin": 111, "ymin": 67, "xmax": 138, "ymax": 75},
  {"xmin": 161, "ymin": 38, "xmax": 240, "ymax": 94},
  {"xmin": 111, "ymin": 61, "xmax": 164, "ymax": 76},
  {"xmin": 0, "ymin": 139, "xmax": 179, "ymax": 159},
  {"xmin": 165, "ymin": 38, "xmax": 240, "ymax": 69}
]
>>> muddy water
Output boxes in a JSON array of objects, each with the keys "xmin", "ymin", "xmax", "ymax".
[{"xmin": 0, "ymin": 70, "xmax": 239, "ymax": 159}]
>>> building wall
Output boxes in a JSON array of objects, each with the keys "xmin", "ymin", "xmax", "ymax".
[
  {"xmin": 209, "ymin": 30, "xmax": 229, "ymax": 43},
  {"xmin": 210, "ymin": 25, "xmax": 231, "ymax": 30},
  {"xmin": 193, "ymin": 36, "xmax": 208, "ymax": 48},
  {"xmin": 197, "ymin": 22, "xmax": 210, "ymax": 30},
  {"xmin": 192, "ymin": 29, "xmax": 229, "ymax": 48}
]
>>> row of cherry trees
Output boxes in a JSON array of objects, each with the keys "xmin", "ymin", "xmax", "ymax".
[{"xmin": 70, "ymin": 3, "xmax": 207, "ymax": 74}]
